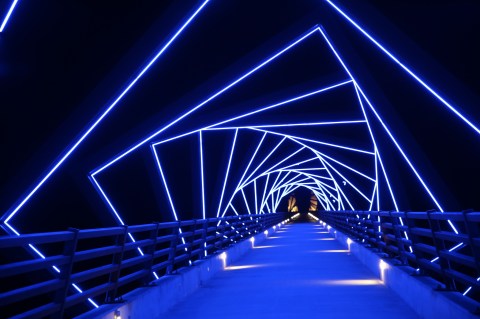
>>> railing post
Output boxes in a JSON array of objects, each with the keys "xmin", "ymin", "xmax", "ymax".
[
  {"xmin": 188, "ymin": 220, "xmax": 197, "ymax": 262},
  {"xmin": 427, "ymin": 211, "xmax": 456, "ymax": 290},
  {"xmin": 166, "ymin": 222, "xmax": 180, "ymax": 274},
  {"xmin": 216, "ymin": 218, "xmax": 223, "ymax": 250},
  {"xmin": 201, "ymin": 219, "xmax": 209, "ymax": 257},
  {"xmin": 462, "ymin": 210, "xmax": 480, "ymax": 282},
  {"xmin": 53, "ymin": 228, "xmax": 79, "ymax": 319},
  {"xmin": 390, "ymin": 211, "xmax": 407, "ymax": 264},
  {"xmin": 105, "ymin": 225, "xmax": 128, "ymax": 303},
  {"xmin": 404, "ymin": 212, "xmax": 418, "ymax": 253},
  {"xmin": 143, "ymin": 223, "xmax": 160, "ymax": 285}
]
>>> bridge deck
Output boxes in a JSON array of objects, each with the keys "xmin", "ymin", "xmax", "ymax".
[{"xmin": 163, "ymin": 222, "xmax": 419, "ymax": 318}]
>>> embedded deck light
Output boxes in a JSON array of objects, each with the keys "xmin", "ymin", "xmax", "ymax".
[
  {"xmin": 379, "ymin": 259, "xmax": 388, "ymax": 282},
  {"xmin": 347, "ymin": 238, "xmax": 353, "ymax": 251},
  {"xmin": 219, "ymin": 252, "xmax": 227, "ymax": 268}
]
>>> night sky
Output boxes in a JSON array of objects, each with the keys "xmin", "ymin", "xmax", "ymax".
[{"xmin": 1, "ymin": 0, "xmax": 479, "ymax": 234}]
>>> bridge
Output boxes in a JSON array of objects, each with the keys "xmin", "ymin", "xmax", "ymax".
[
  {"xmin": 1, "ymin": 1, "xmax": 480, "ymax": 318},
  {"xmin": 1, "ymin": 211, "xmax": 479, "ymax": 318}
]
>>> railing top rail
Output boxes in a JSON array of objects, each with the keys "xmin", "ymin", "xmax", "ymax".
[
  {"xmin": 0, "ymin": 231, "xmax": 76, "ymax": 248},
  {"xmin": 316, "ymin": 209, "xmax": 480, "ymax": 306},
  {"xmin": 0, "ymin": 212, "xmax": 289, "ymax": 319}
]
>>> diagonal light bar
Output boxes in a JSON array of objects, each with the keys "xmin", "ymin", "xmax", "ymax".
[
  {"xmin": 325, "ymin": 0, "xmax": 480, "ymax": 135},
  {"xmin": 0, "ymin": 0, "xmax": 19, "ymax": 32},
  {"xmin": 266, "ymin": 134, "xmax": 374, "ymax": 208},
  {"xmin": 313, "ymin": 148, "xmax": 375, "ymax": 182},
  {"xmin": 209, "ymin": 80, "xmax": 353, "ymax": 129},
  {"xmin": 259, "ymin": 174, "xmax": 271, "ymax": 214},
  {"xmin": 217, "ymin": 129, "xmax": 238, "ymax": 217},
  {"xmin": 251, "ymin": 128, "xmax": 375, "ymax": 155},
  {"xmin": 353, "ymin": 84, "xmax": 398, "ymax": 211},
  {"xmin": 234, "ymin": 132, "xmax": 268, "ymax": 191},
  {"xmin": 90, "ymin": 27, "xmax": 320, "ymax": 177},
  {"xmin": 320, "ymin": 156, "xmax": 371, "ymax": 203},
  {"xmin": 357, "ymin": 85, "xmax": 447, "ymax": 214},
  {"xmin": 316, "ymin": 155, "xmax": 350, "ymax": 210},
  {"xmin": 3, "ymin": 0, "xmax": 210, "ymax": 223},
  {"xmin": 151, "ymin": 145, "xmax": 180, "ymax": 221},
  {"xmin": 319, "ymin": 25, "xmax": 458, "ymax": 252},
  {"xmin": 319, "ymin": 25, "xmax": 434, "ymax": 213},
  {"xmin": 240, "ymin": 189, "xmax": 252, "ymax": 215},
  {"xmin": 242, "ymin": 136, "xmax": 287, "ymax": 185},
  {"xmin": 243, "ymin": 146, "xmax": 305, "ymax": 188},
  {"xmin": 152, "ymin": 81, "xmax": 354, "ymax": 148}
]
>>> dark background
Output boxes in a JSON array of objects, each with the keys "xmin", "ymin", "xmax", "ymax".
[{"xmin": 1, "ymin": 0, "xmax": 479, "ymax": 234}]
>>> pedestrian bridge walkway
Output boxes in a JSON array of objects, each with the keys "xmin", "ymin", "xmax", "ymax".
[
  {"xmin": 1, "ymin": 212, "xmax": 479, "ymax": 319},
  {"xmin": 163, "ymin": 222, "xmax": 418, "ymax": 319}
]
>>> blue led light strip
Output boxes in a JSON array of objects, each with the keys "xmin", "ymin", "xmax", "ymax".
[
  {"xmin": 208, "ymin": 119, "xmax": 366, "ymax": 130},
  {"xmin": 2, "ymin": 0, "xmax": 202, "ymax": 290},
  {"xmin": 239, "ymin": 146, "xmax": 305, "ymax": 189},
  {"xmin": 318, "ymin": 26, "xmax": 441, "ymax": 214},
  {"xmin": 325, "ymin": 0, "xmax": 480, "ymax": 136},
  {"xmin": 90, "ymin": 27, "xmax": 320, "ymax": 177},
  {"xmin": 318, "ymin": 22, "xmax": 460, "ymax": 256},
  {"xmin": 251, "ymin": 127, "xmax": 375, "ymax": 155},
  {"xmin": 199, "ymin": 131, "xmax": 206, "ymax": 219},
  {"xmin": 0, "ymin": 0, "xmax": 19, "ymax": 32},
  {"xmin": 0, "ymin": 0, "xmax": 208, "ymax": 299},
  {"xmin": 227, "ymin": 135, "xmax": 362, "ymax": 215},
  {"xmin": 208, "ymin": 80, "xmax": 353, "ymax": 129},
  {"xmin": 216, "ymin": 129, "xmax": 238, "ymax": 218},
  {"xmin": 3, "ymin": 0, "xmax": 210, "ymax": 224},
  {"xmin": 88, "ymin": 26, "xmax": 337, "ymax": 227}
]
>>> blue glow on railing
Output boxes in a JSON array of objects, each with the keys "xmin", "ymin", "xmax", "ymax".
[
  {"xmin": 0, "ymin": 0, "xmax": 19, "ymax": 32},
  {"xmin": 6, "ymin": 230, "xmax": 101, "ymax": 308},
  {"xmin": 325, "ymin": 0, "xmax": 480, "ymax": 136},
  {"xmin": 3, "ymin": 0, "xmax": 210, "ymax": 225}
]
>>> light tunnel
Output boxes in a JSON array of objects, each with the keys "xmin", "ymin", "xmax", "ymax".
[
  {"xmin": 3, "ymin": 0, "xmax": 479, "ymax": 235},
  {"xmin": 2, "ymin": 0, "xmax": 478, "ymax": 263}
]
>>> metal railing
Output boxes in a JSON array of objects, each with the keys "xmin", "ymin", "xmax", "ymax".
[
  {"xmin": 317, "ymin": 210, "xmax": 480, "ymax": 301},
  {"xmin": 0, "ymin": 213, "xmax": 288, "ymax": 318}
]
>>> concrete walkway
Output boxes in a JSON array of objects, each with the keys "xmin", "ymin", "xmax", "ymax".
[{"xmin": 162, "ymin": 222, "xmax": 419, "ymax": 319}]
